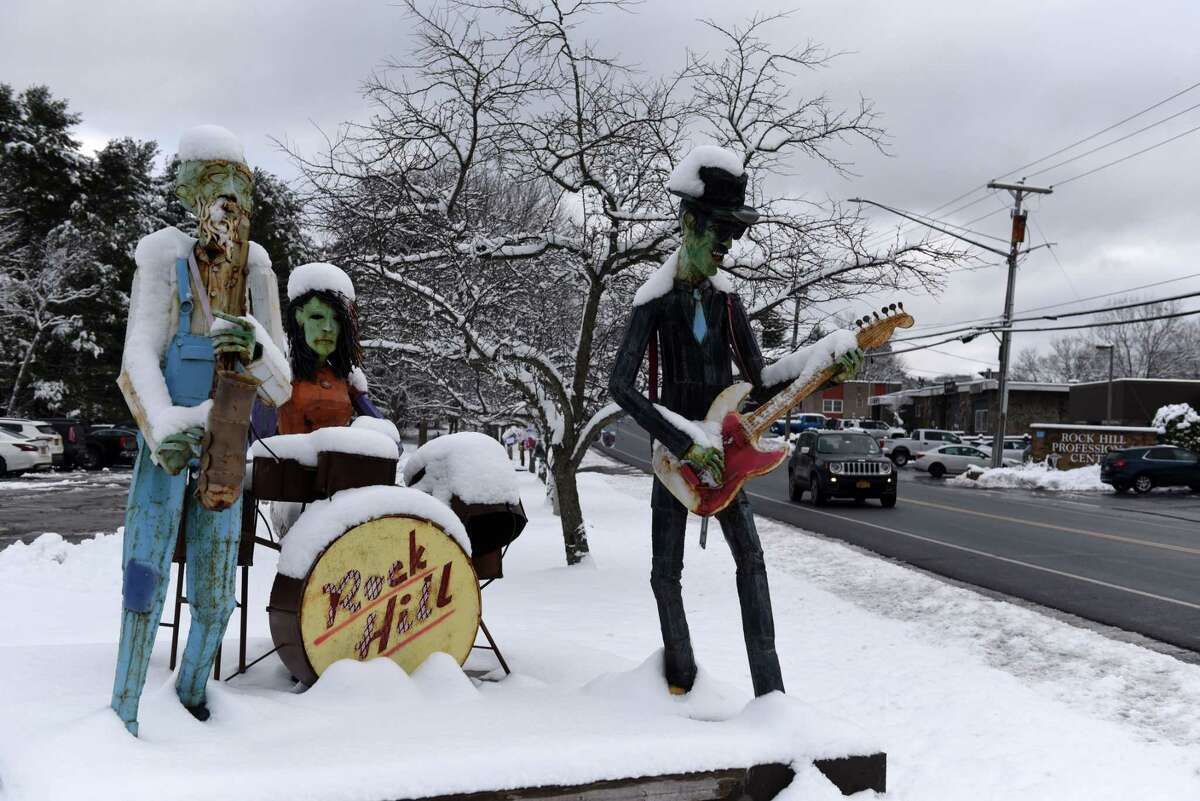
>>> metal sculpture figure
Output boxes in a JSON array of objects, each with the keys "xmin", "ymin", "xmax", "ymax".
[
  {"xmin": 277, "ymin": 262, "xmax": 383, "ymax": 435},
  {"xmin": 112, "ymin": 125, "xmax": 292, "ymax": 735},
  {"xmin": 609, "ymin": 148, "xmax": 862, "ymax": 697}
]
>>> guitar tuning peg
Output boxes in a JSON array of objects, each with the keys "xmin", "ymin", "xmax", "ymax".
[
  {"xmin": 898, "ymin": 301, "xmax": 904, "ymax": 310},
  {"xmin": 881, "ymin": 306, "xmax": 888, "ymax": 315},
  {"xmin": 873, "ymin": 311, "xmax": 881, "ymax": 321},
  {"xmin": 854, "ymin": 318, "xmax": 862, "ymax": 328},
  {"xmin": 889, "ymin": 303, "xmax": 897, "ymax": 312}
]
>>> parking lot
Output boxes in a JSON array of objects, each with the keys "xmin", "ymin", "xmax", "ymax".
[{"xmin": 0, "ymin": 469, "xmax": 132, "ymax": 546}]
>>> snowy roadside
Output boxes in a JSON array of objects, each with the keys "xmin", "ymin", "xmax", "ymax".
[
  {"xmin": 1, "ymin": 451, "xmax": 1199, "ymax": 799},
  {"xmin": 947, "ymin": 461, "xmax": 1114, "ymax": 492}
]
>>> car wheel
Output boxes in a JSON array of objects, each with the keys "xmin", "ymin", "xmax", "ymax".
[
  {"xmin": 928, "ymin": 462, "xmax": 946, "ymax": 479},
  {"xmin": 81, "ymin": 445, "xmax": 104, "ymax": 471},
  {"xmin": 789, "ymin": 476, "xmax": 803, "ymax": 502},
  {"xmin": 1133, "ymin": 473, "xmax": 1153, "ymax": 494},
  {"xmin": 811, "ymin": 474, "xmax": 828, "ymax": 506},
  {"xmin": 880, "ymin": 494, "xmax": 897, "ymax": 508},
  {"xmin": 892, "ymin": 450, "xmax": 909, "ymax": 467}
]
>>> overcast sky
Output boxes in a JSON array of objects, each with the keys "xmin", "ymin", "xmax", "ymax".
[{"xmin": 4, "ymin": 0, "xmax": 1200, "ymax": 378}]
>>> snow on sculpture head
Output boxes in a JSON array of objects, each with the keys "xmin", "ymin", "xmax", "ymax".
[
  {"xmin": 285, "ymin": 262, "xmax": 363, "ymax": 381},
  {"xmin": 174, "ymin": 125, "xmax": 254, "ymax": 264},
  {"xmin": 669, "ymin": 145, "xmax": 758, "ymax": 283}
]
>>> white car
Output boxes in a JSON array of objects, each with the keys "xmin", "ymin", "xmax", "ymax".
[
  {"xmin": 0, "ymin": 429, "xmax": 52, "ymax": 477},
  {"xmin": 977, "ymin": 438, "xmax": 1031, "ymax": 464},
  {"xmin": 0, "ymin": 418, "xmax": 63, "ymax": 467},
  {"xmin": 912, "ymin": 444, "xmax": 1019, "ymax": 478}
]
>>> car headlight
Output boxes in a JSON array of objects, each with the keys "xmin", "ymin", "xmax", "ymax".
[
  {"xmin": 829, "ymin": 462, "xmax": 844, "ymax": 474},
  {"xmin": 879, "ymin": 461, "xmax": 892, "ymax": 475}
]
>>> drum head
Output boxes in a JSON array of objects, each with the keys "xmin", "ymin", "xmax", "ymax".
[{"xmin": 270, "ymin": 514, "xmax": 481, "ymax": 685}]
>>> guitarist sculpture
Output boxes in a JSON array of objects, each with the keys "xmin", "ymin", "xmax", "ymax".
[
  {"xmin": 653, "ymin": 305, "xmax": 914, "ymax": 516},
  {"xmin": 609, "ymin": 145, "xmax": 866, "ymax": 698}
]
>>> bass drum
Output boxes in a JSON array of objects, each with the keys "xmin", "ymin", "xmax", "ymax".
[{"xmin": 268, "ymin": 514, "xmax": 481, "ymax": 686}]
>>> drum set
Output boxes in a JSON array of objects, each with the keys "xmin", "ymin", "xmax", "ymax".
[{"xmin": 190, "ymin": 430, "xmax": 527, "ymax": 686}]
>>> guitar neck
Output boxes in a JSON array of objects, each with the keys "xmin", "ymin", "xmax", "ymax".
[{"xmin": 743, "ymin": 363, "xmax": 839, "ymax": 441}]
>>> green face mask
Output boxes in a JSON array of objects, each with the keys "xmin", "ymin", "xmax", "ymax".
[
  {"xmin": 677, "ymin": 211, "xmax": 730, "ymax": 283},
  {"xmin": 294, "ymin": 296, "xmax": 341, "ymax": 364}
]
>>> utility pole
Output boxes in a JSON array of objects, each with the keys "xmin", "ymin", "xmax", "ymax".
[
  {"xmin": 783, "ymin": 294, "xmax": 801, "ymax": 441},
  {"xmin": 986, "ymin": 180, "xmax": 1052, "ymax": 467}
]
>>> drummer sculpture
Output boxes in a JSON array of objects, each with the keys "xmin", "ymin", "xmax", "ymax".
[
  {"xmin": 277, "ymin": 262, "xmax": 383, "ymax": 434},
  {"xmin": 609, "ymin": 146, "xmax": 862, "ymax": 697},
  {"xmin": 112, "ymin": 125, "xmax": 292, "ymax": 735}
]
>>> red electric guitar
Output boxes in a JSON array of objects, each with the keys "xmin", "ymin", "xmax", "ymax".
[{"xmin": 651, "ymin": 303, "xmax": 915, "ymax": 517}]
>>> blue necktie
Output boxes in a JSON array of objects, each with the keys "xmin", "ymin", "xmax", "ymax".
[{"xmin": 692, "ymin": 288, "xmax": 707, "ymax": 343}]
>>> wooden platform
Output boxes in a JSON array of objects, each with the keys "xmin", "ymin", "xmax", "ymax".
[{"xmin": 407, "ymin": 754, "xmax": 886, "ymax": 801}]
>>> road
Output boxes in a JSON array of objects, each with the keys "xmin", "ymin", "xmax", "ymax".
[
  {"xmin": 603, "ymin": 417, "xmax": 1200, "ymax": 655},
  {"xmin": 0, "ymin": 469, "xmax": 131, "ymax": 546}
]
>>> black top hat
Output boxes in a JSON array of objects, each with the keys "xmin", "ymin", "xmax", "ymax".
[{"xmin": 670, "ymin": 166, "xmax": 760, "ymax": 225}]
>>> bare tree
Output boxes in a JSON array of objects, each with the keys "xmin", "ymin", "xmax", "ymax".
[
  {"xmin": 0, "ymin": 224, "xmax": 102, "ymax": 414},
  {"xmin": 288, "ymin": 0, "xmax": 962, "ymax": 565}
]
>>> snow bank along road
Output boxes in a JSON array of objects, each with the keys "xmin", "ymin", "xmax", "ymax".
[{"xmin": 605, "ymin": 417, "xmax": 1200, "ymax": 658}]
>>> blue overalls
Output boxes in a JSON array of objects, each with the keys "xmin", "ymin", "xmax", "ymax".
[{"xmin": 111, "ymin": 257, "xmax": 244, "ymax": 736}]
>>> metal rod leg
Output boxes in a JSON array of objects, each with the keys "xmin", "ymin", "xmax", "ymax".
[
  {"xmin": 478, "ymin": 618, "xmax": 510, "ymax": 675},
  {"xmin": 239, "ymin": 564, "xmax": 249, "ymax": 674},
  {"xmin": 168, "ymin": 562, "xmax": 185, "ymax": 671}
]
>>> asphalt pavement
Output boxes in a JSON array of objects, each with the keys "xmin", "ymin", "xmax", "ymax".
[
  {"xmin": 603, "ymin": 417, "xmax": 1200, "ymax": 656},
  {"xmin": 0, "ymin": 469, "xmax": 131, "ymax": 546}
]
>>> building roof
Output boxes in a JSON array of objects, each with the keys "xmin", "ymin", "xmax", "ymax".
[{"xmin": 868, "ymin": 379, "xmax": 1069, "ymax": 406}]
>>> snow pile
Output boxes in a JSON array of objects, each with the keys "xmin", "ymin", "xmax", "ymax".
[
  {"xmin": 762, "ymin": 329, "xmax": 860, "ymax": 387},
  {"xmin": 250, "ymin": 426, "xmax": 398, "ymax": 466},
  {"xmin": 654, "ymin": 403, "xmax": 721, "ymax": 451},
  {"xmin": 278, "ymin": 485, "xmax": 469, "ymax": 577},
  {"xmin": 1152, "ymin": 403, "xmax": 1198, "ymax": 431},
  {"xmin": 633, "ymin": 250, "xmax": 735, "ymax": 306},
  {"xmin": 668, "ymin": 145, "xmax": 745, "ymax": 197},
  {"xmin": 287, "ymin": 261, "xmax": 356, "ymax": 302},
  {"xmin": 402, "ymin": 432, "xmax": 520, "ymax": 505},
  {"xmin": 950, "ymin": 461, "xmax": 1112, "ymax": 492},
  {"xmin": 352, "ymin": 414, "xmax": 400, "ymax": 443},
  {"xmin": 348, "ymin": 365, "xmax": 369, "ymax": 393},
  {"xmin": 177, "ymin": 124, "xmax": 245, "ymax": 164}
]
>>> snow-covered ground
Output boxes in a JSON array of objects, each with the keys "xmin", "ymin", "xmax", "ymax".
[
  {"xmin": 948, "ymin": 462, "xmax": 1113, "ymax": 492},
  {"xmin": 2, "ymin": 452, "xmax": 1200, "ymax": 800}
]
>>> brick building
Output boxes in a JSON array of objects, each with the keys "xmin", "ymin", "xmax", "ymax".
[
  {"xmin": 868, "ymin": 379, "xmax": 1070, "ymax": 435},
  {"xmin": 797, "ymin": 380, "xmax": 902, "ymax": 421},
  {"xmin": 1068, "ymin": 378, "xmax": 1200, "ymax": 426}
]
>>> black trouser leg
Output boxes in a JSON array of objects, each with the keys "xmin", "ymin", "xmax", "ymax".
[
  {"xmin": 716, "ymin": 492, "xmax": 785, "ymax": 696},
  {"xmin": 650, "ymin": 490, "xmax": 697, "ymax": 691}
]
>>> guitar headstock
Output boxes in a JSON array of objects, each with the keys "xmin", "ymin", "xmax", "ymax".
[{"xmin": 853, "ymin": 302, "xmax": 915, "ymax": 350}]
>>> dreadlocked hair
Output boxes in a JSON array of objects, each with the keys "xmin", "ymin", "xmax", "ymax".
[{"xmin": 285, "ymin": 288, "xmax": 363, "ymax": 382}]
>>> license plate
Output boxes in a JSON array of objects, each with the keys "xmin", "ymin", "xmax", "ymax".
[{"xmin": 856, "ymin": 480, "xmax": 870, "ymax": 489}]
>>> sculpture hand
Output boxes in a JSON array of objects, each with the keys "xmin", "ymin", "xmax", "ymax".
[
  {"xmin": 155, "ymin": 426, "xmax": 205, "ymax": 476},
  {"xmin": 831, "ymin": 347, "xmax": 865, "ymax": 382},
  {"xmin": 683, "ymin": 443, "xmax": 725, "ymax": 486},
  {"xmin": 212, "ymin": 311, "xmax": 256, "ymax": 364}
]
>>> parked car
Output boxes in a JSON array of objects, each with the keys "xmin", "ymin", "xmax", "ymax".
[
  {"xmin": 912, "ymin": 444, "xmax": 1019, "ymax": 478},
  {"xmin": 0, "ymin": 417, "xmax": 63, "ymax": 467},
  {"xmin": 0, "ymin": 429, "xmax": 53, "ymax": 477},
  {"xmin": 838, "ymin": 418, "xmax": 906, "ymax": 437},
  {"xmin": 769, "ymin": 413, "xmax": 828, "ymax": 437},
  {"xmin": 788, "ymin": 430, "xmax": 897, "ymax": 507},
  {"xmin": 33, "ymin": 417, "xmax": 89, "ymax": 469},
  {"xmin": 1100, "ymin": 446, "xmax": 1200, "ymax": 494},
  {"xmin": 883, "ymin": 429, "xmax": 963, "ymax": 467},
  {"xmin": 977, "ymin": 437, "xmax": 1032, "ymax": 464},
  {"xmin": 83, "ymin": 425, "xmax": 140, "ymax": 469}
]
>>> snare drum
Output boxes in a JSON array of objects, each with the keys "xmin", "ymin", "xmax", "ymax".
[{"xmin": 269, "ymin": 511, "xmax": 480, "ymax": 685}]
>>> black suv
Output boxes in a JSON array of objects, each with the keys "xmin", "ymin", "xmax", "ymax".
[
  {"xmin": 1100, "ymin": 445, "xmax": 1200, "ymax": 494},
  {"xmin": 83, "ymin": 425, "xmax": 140, "ymax": 469},
  {"xmin": 789, "ymin": 430, "xmax": 897, "ymax": 507}
]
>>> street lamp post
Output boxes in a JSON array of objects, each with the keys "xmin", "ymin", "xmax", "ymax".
[{"xmin": 1095, "ymin": 343, "xmax": 1115, "ymax": 423}]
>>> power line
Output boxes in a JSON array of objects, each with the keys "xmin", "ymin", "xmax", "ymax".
[
  {"xmin": 893, "ymin": 287, "xmax": 1200, "ymax": 343},
  {"xmin": 898, "ymin": 270, "xmax": 1200, "ymax": 337},
  {"xmin": 998, "ymin": 78, "xmax": 1200, "ymax": 179},
  {"xmin": 1052, "ymin": 121, "xmax": 1200, "ymax": 187},
  {"xmin": 1023, "ymin": 98, "xmax": 1200, "ymax": 181}
]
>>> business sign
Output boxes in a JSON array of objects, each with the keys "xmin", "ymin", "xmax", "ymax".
[
  {"xmin": 284, "ymin": 516, "xmax": 481, "ymax": 681},
  {"xmin": 1029, "ymin": 424, "xmax": 1158, "ymax": 469}
]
